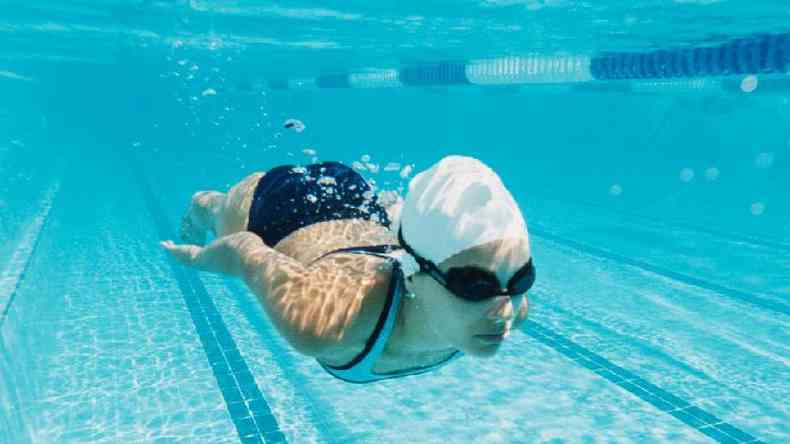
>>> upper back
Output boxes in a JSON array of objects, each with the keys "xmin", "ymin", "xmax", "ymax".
[
  {"xmin": 272, "ymin": 219, "xmax": 401, "ymax": 361},
  {"xmin": 274, "ymin": 218, "xmax": 398, "ymax": 265}
]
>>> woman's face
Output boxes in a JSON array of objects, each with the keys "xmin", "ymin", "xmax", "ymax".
[{"xmin": 419, "ymin": 237, "xmax": 532, "ymax": 357}]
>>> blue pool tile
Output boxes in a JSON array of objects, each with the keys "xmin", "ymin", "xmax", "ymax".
[
  {"xmin": 632, "ymin": 380, "xmax": 690, "ymax": 409},
  {"xmin": 241, "ymin": 383, "xmax": 261, "ymax": 400},
  {"xmin": 219, "ymin": 384, "xmax": 244, "ymax": 403},
  {"xmin": 203, "ymin": 342, "xmax": 222, "ymax": 357},
  {"xmin": 233, "ymin": 416, "xmax": 259, "ymax": 438},
  {"xmin": 227, "ymin": 401, "xmax": 251, "ymax": 419},
  {"xmin": 254, "ymin": 414, "xmax": 280, "ymax": 432},
  {"xmin": 241, "ymin": 435, "xmax": 264, "ymax": 444},
  {"xmin": 249, "ymin": 399, "xmax": 274, "ymax": 417},
  {"xmin": 216, "ymin": 332, "xmax": 237, "ymax": 351},
  {"xmin": 618, "ymin": 380, "xmax": 652, "ymax": 399},
  {"xmin": 215, "ymin": 372, "xmax": 237, "ymax": 389},
  {"xmin": 210, "ymin": 359, "xmax": 231, "ymax": 375},
  {"xmin": 206, "ymin": 351, "xmax": 226, "ymax": 365},
  {"xmin": 608, "ymin": 366, "xmax": 637, "ymax": 382},
  {"xmin": 594, "ymin": 368, "xmax": 627, "ymax": 384},
  {"xmin": 640, "ymin": 394, "xmax": 676, "ymax": 412},
  {"xmin": 586, "ymin": 354, "xmax": 614, "ymax": 369},
  {"xmin": 235, "ymin": 370, "xmax": 257, "ymax": 387},
  {"xmin": 714, "ymin": 423, "xmax": 756, "ymax": 442},
  {"xmin": 264, "ymin": 431, "xmax": 288, "ymax": 443},
  {"xmin": 671, "ymin": 408, "xmax": 708, "ymax": 429},
  {"xmin": 559, "ymin": 347, "xmax": 582, "ymax": 360},
  {"xmin": 224, "ymin": 348, "xmax": 246, "ymax": 366},
  {"xmin": 698, "ymin": 426, "xmax": 740, "ymax": 444},
  {"xmin": 198, "ymin": 316, "xmax": 216, "ymax": 331},
  {"xmin": 684, "ymin": 406, "xmax": 721, "ymax": 426}
]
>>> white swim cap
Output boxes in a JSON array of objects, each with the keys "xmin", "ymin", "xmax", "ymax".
[{"xmin": 392, "ymin": 155, "xmax": 529, "ymax": 277}]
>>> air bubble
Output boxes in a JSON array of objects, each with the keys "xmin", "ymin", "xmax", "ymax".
[
  {"xmin": 740, "ymin": 75, "xmax": 758, "ymax": 93},
  {"xmin": 317, "ymin": 176, "xmax": 337, "ymax": 186},
  {"xmin": 384, "ymin": 162, "xmax": 401, "ymax": 172},
  {"xmin": 679, "ymin": 168, "xmax": 695, "ymax": 182}
]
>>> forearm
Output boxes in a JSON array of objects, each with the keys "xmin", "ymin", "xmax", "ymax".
[
  {"xmin": 164, "ymin": 232, "xmax": 265, "ymax": 276},
  {"xmin": 198, "ymin": 234, "xmax": 256, "ymax": 275}
]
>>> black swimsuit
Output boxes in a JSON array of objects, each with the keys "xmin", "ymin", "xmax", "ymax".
[{"xmin": 247, "ymin": 161, "xmax": 391, "ymax": 247}]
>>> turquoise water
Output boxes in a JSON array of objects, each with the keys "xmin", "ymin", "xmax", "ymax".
[{"xmin": 1, "ymin": 1, "xmax": 789, "ymax": 443}]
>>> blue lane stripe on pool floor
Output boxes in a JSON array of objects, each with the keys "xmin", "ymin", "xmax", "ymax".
[
  {"xmin": 530, "ymin": 194, "xmax": 790, "ymax": 254},
  {"xmin": 0, "ymin": 183, "xmax": 60, "ymax": 328},
  {"xmin": 530, "ymin": 225, "xmax": 790, "ymax": 316},
  {"xmin": 127, "ymin": 155, "xmax": 287, "ymax": 444},
  {"xmin": 522, "ymin": 320, "xmax": 765, "ymax": 443}
]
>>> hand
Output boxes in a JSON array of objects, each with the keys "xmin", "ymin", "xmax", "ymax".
[{"xmin": 160, "ymin": 240, "xmax": 202, "ymax": 266}]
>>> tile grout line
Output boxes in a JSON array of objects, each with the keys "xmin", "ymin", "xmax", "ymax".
[
  {"xmin": 0, "ymin": 182, "xmax": 60, "ymax": 328},
  {"xmin": 530, "ymin": 226, "xmax": 789, "ymax": 316},
  {"xmin": 521, "ymin": 320, "xmax": 765, "ymax": 443},
  {"xmin": 528, "ymin": 194, "xmax": 790, "ymax": 254}
]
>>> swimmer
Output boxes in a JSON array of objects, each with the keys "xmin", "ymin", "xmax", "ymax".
[{"xmin": 162, "ymin": 155, "xmax": 534, "ymax": 383}]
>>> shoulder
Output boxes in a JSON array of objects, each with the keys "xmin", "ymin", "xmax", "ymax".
[{"xmin": 308, "ymin": 255, "xmax": 400, "ymax": 363}]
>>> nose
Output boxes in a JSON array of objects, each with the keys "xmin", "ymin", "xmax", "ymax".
[{"xmin": 486, "ymin": 296, "xmax": 513, "ymax": 321}]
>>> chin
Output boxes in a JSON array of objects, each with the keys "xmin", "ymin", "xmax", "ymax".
[{"xmin": 461, "ymin": 337, "xmax": 504, "ymax": 358}]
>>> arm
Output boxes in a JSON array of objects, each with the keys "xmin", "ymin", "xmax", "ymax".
[{"xmin": 161, "ymin": 233, "xmax": 389, "ymax": 357}]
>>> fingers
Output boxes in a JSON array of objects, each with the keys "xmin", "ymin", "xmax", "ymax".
[{"xmin": 160, "ymin": 240, "xmax": 200, "ymax": 266}]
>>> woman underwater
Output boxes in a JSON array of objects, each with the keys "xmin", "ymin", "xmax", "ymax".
[{"xmin": 161, "ymin": 155, "xmax": 535, "ymax": 384}]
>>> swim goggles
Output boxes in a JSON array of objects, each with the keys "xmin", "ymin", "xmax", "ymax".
[{"xmin": 398, "ymin": 228, "xmax": 536, "ymax": 302}]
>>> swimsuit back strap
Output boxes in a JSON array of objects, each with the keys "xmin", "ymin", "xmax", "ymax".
[{"xmin": 309, "ymin": 244, "xmax": 403, "ymax": 265}]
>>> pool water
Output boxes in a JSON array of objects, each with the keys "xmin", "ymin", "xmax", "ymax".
[{"xmin": 1, "ymin": 1, "xmax": 789, "ymax": 443}]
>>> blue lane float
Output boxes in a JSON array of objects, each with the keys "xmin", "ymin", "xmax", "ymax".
[
  {"xmin": 399, "ymin": 61, "xmax": 470, "ymax": 86},
  {"xmin": 315, "ymin": 73, "xmax": 350, "ymax": 88},
  {"xmin": 590, "ymin": 33, "xmax": 790, "ymax": 80},
  {"xmin": 264, "ymin": 32, "xmax": 790, "ymax": 91}
]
